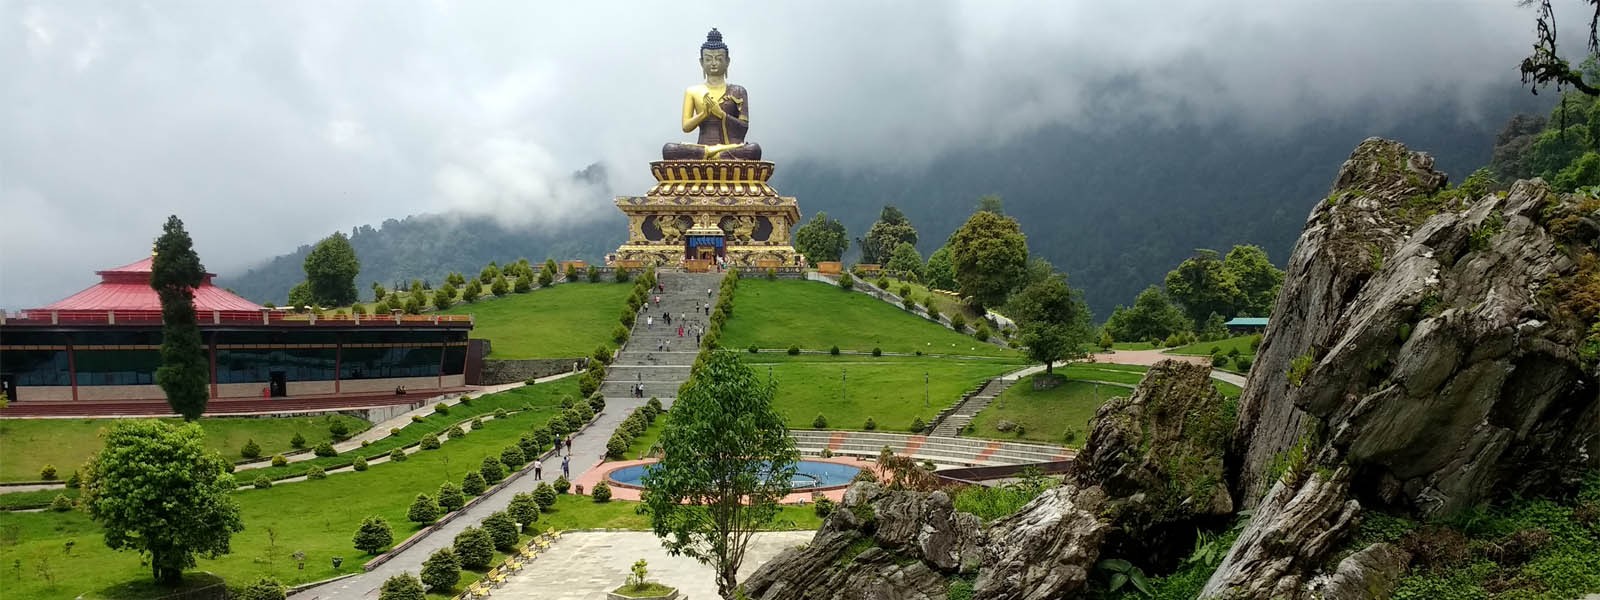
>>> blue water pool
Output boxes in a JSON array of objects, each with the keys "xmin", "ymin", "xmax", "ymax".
[{"xmin": 606, "ymin": 460, "xmax": 862, "ymax": 491}]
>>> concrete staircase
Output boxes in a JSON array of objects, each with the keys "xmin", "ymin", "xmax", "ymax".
[
  {"xmin": 601, "ymin": 271, "xmax": 724, "ymax": 407},
  {"xmin": 928, "ymin": 376, "xmax": 1016, "ymax": 437},
  {"xmin": 790, "ymin": 429, "xmax": 1072, "ymax": 467}
]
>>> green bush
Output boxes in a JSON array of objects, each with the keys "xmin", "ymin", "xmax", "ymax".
[
  {"xmin": 606, "ymin": 434, "xmax": 629, "ymax": 459},
  {"xmin": 437, "ymin": 482, "xmax": 465, "ymax": 512},
  {"xmin": 420, "ymin": 435, "xmax": 442, "ymax": 450},
  {"xmin": 49, "ymin": 494, "xmax": 73, "ymax": 512},
  {"xmin": 313, "ymin": 441, "xmax": 338, "ymax": 458},
  {"xmin": 864, "ymin": 417, "xmax": 877, "ymax": 431},
  {"xmin": 378, "ymin": 573, "xmax": 424, "ymax": 600},
  {"xmin": 305, "ymin": 466, "xmax": 327, "ymax": 480},
  {"xmin": 353, "ymin": 516, "xmax": 395, "ymax": 555},
  {"xmin": 64, "ymin": 470, "xmax": 81, "ymax": 489},
  {"xmin": 813, "ymin": 414, "xmax": 828, "ymax": 429},
  {"xmin": 452, "ymin": 527, "xmax": 494, "ymax": 570},
  {"xmin": 830, "ymin": 345, "xmax": 841, "ymax": 355},
  {"xmin": 328, "ymin": 419, "xmax": 351, "ymax": 440},
  {"xmin": 1235, "ymin": 357, "xmax": 1253, "ymax": 372},
  {"xmin": 500, "ymin": 445, "xmax": 526, "ymax": 468},
  {"xmin": 480, "ymin": 456, "xmax": 507, "ymax": 484},
  {"xmin": 447, "ymin": 425, "xmax": 466, "ymax": 439},
  {"xmin": 408, "ymin": 493, "xmax": 441, "ymax": 524},
  {"xmin": 876, "ymin": 276, "xmax": 890, "ymax": 289},
  {"xmin": 788, "ymin": 345, "xmax": 801, "ymax": 355},
  {"xmin": 950, "ymin": 313, "xmax": 967, "ymax": 331},
  {"xmin": 507, "ymin": 492, "xmax": 541, "ymax": 526},
  {"xmin": 352, "ymin": 456, "xmax": 368, "ymax": 471},
  {"xmin": 814, "ymin": 497, "xmax": 835, "ymax": 518},
  {"xmin": 588, "ymin": 265, "xmax": 602, "ymax": 282},
  {"xmin": 253, "ymin": 476, "xmax": 273, "ymax": 489},
  {"xmin": 434, "ymin": 404, "xmax": 450, "ymax": 416},
  {"xmin": 389, "ymin": 448, "xmax": 407, "ymax": 462},
  {"xmin": 974, "ymin": 322, "xmax": 992, "ymax": 341},
  {"xmin": 290, "ymin": 432, "xmax": 307, "ymax": 449},
  {"xmin": 613, "ymin": 324, "xmax": 631, "ymax": 344},
  {"xmin": 39, "ymin": 464, "xmax": 58, "ymax": 480},
  {"xmin": 1211, "ymin": 353, "xmax": 1228, "ymax": 367},
  {"xmin": 838, "ymin": 272, "xmax": 854, "ymax": 290},
  {"xmin": 462, "ymin": 471, "xmax": 487, "ymax": 496},
  {"xmin": 899, "ymin": 284, "xmax": 913, "ymax": 298},
  {"xmin": 533, "ymin": 482, "xmax": 558, "ymax": 510},
  {"xmin": 240, "ymin": 439, "xmax": 262, "ymax": 459},
  {"xmin": 910, "ymin": 417, "xmax": 926, "ymax": 432},
  {"xmin": 554, "ymin": 475, "xmax": 571, "ymax": 494},
  {"xmin": 234, "ymin": 576, "xmax": 288, "ymax": 600},
  {"xmin": 748, "ymin": 343, "xmax": 760, "ymax": 353},
  {"xmin": 593, "ymin": 481, "xmax": 613, "ymax": 503},
  {"xmin": 871, "ymin": 347, "xmax": 882, "ymax": 357},
  {"xmin": 482, "ymin": 511, "xmax": 519, "ymax": 552},
  {"xmin": 419, "ymin": 548, "xmax": 461, "ymax": 594},
  {"xmin": 471, "ymin": 418, "xmax": 484, "ymax": 430}
]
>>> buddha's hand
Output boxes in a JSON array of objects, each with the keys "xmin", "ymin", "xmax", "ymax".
[{"xmin": 703, "ymin": 93, "xmax": 726, "ymax": 118}]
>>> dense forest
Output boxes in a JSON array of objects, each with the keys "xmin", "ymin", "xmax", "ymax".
[{"xmin": 222, "ymin": 90, "xmax": 1548, "ymax": 317}]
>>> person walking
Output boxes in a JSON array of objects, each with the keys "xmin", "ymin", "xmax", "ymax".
[
  {"xmin": 647, "ymin": 315, "xmax": 654, "ymax": 328},
  {"xmin": 706, "ymin": 287, "xmax": 713, "ymax": 299},
  {"xmin": 677, "ymin": 324, "xmax": 684, "ymax": 337},
  {"xmin": 565, "ymin": 437, "xmax": 573, "ymax": 454},
  {"xmin": 561, "ymin": 455, "xmax": 570, "ymax": 478},
  {"xmin": 654, "ymin": 294, "xmax": 661, "ymax": 307},
  {"xmin": 534, "ymin": 459, "xmax": 544, "ymax": 480}
]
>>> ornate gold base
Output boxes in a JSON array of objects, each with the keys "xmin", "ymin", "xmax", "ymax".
[
  {"xmin": 615, "ymin": 243, "xmax": 799, "ymax": 268},
  {"xmin": 612, "ymin": 159, "xmax": 802, "ymax": 268}
]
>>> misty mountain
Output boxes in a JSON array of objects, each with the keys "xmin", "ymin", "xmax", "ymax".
[{"xmin": 223, "ymin": 91, "xmax": 1548, "ymax": 316}]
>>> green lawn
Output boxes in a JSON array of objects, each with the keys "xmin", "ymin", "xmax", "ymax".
[
  {"xmin": 744, "ymin": 354, "xmax": 1026, "ymax": 432},
  {"xmin": 439, "ymin": 282, "xmax": 634, "ymax": 358},
  {"xmin": 1169, "ymin": 334, "xmax": 1259, "ymax": 359},
  {"xmin": 967, "ymin": 376, "xmax": 1112, "ymax": 446},
  {"xmin": 876, "ymin": 277, "xmax": 982, "ymax": 324},
  {"xmin": 721, "ymin": 280, "xmax": 1015, "ymax": 357},
  {"xmin": 0, "ymin": 415, "xmax": 370, "ymax": 482}
]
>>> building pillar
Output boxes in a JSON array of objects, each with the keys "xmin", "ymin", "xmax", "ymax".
[
  {"xmin": 67, "ymin": 339, "xmax": 78, "ymax": 402},
  {"xmin": 334, "ymin": 337, "xmax": 342, "ymax": 394},
  {"xmin": 208, "ymin": 332, "xmax": 219, "ymax": 399}
]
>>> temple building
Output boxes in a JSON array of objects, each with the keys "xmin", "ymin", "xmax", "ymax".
[{"xmin": 0, "ymin": 257, "xmax": 472, "ymax": 403}]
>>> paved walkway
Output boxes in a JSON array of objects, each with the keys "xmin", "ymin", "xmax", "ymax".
[
  {"xmin": 1087, "ymin": 349, "xmax": 1249, "ymax": 387},
  {"xmin": 495, "ymin": 531, "xmax": 813, "ymax": 599}
]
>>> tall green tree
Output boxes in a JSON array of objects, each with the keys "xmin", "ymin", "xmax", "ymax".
[
  {"xmin": 885, "ymin": 242, "xmax": 924, "ymax": 281},
  {"xmin": 642, "ymin": 350, "xmax": 798, "ymax": 600},
  {"xmin": 1008, "ymin": 273, "xmax": 1093, "ymax": 374},
  {"xmin": 976, "ymin": 194, "xmax": 1004, "ymax": 214},
  {"xmin": 948, "ymin": 208, "xmax": 1029, "ymax": 311},
  {"xmin": 1222, "ymin": 245, "xmax": 1284, "ymax": 317},
  {"xmin": 81, "ymin": 420, "xmax": 244, "ymax": 585},
  {"xmin": 1164, "ymin": 249, "xmax": 1243, "ymax": 324},
  {"xmin": 151, "ymin": 215, "xmax": 210, "ymax": 421},
  {"xmin": 792, "ymin": 211, "xmax": 849, "ymax": 263},
  {"xmin": 859, "ymin": 205, "xmax": 919, "ymax": 264},
  {"xmin": 304, "ymin": 232, "xmax": 361, "ymax": 306},
  {"xmin": 924, "ymin": 246, "xmax": 956, "ymax": 290},
  {"xmin": 1104, "ymin": 286, "xmax": 1191, "ymax": 343}
]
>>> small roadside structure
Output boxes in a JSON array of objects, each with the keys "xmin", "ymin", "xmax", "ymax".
[{"xmin": 1223, "ymin": 317, "xmax": 1268, "ymax": 334}]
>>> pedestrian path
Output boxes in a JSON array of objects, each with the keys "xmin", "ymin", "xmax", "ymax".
[{"xmin": 495, "ymin": 531, "xmax": 812, "ymax": 599}]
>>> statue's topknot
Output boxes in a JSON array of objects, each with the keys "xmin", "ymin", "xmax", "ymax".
[{"xmin": 701, "ymin": 28, "xmax": 727, "ymax": 53}]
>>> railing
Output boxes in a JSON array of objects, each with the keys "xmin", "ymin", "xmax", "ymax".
[
  {"xmin": 934, "ymin": 460, "xmax": 1076, "ymax": 485},
  {"xmin": 3, "ymin": 309, "xmax": 474, "ymax": 328}
]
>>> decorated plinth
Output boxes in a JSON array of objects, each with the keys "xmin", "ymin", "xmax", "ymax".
[{"xmin": 613, "ymin": 159, "xmax": 800, "ymax": 269}]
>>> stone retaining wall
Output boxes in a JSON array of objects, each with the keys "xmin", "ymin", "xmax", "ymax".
[{"xmin": 479, "ymin": 358, "xmax": 588, "ymax": 385}]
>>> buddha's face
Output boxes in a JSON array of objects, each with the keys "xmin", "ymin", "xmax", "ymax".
[{"xmin": 700, "ymin": 49, "xmax": 728, "ymax": 77}]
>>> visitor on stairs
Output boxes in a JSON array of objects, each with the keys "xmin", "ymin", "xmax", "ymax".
[{"xmin": 647, "ymin": 316, "xmax": 654, "ymax": 328}]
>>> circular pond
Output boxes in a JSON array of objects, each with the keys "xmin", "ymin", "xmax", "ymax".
[{"xmin": 606, "ymin": 460, "xmax": 862, "ymax": 491}]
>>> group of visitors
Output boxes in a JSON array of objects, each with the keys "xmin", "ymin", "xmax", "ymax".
[{"xmin": 532, "ymin": 435, "xmax": 575, "ymax": 480}]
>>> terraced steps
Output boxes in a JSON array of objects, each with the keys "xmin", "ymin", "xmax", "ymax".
[{"xmin": 789, "ymin": 429, "xmax": 1072, "ymax": 467}]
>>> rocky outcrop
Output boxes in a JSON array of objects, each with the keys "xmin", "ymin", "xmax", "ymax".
[
  {"xmin": 1303, "ymin": 542, "xmax": 1412, "ymax": 600},
  {"xmin": 1199, "ymin": 469, "xmax": 1359, "ymax": 598},
  {"xmin": 1072, "ymin": 360, "xmax": 1234, "ymax": 567},
  {"xmin": 972, "ymin": 485, "xmax": 1108, "ymax": 600}
]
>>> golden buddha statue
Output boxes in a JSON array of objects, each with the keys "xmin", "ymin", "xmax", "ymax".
[{"xmin": 662, "ymin": 29, "xmax": 763, "ymax": 161}]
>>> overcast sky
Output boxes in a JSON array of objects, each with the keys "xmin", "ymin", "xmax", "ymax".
[{"xmin": 0, "ymin": 1, "xmax": 1557, "ymax": 308}]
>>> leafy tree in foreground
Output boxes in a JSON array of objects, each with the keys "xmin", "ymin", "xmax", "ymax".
[
  {"xmin": 378, "ymin": 573, "xmax": 425, "ymax": 600},
  {"xmin": 304, "ymin": 231, "xmax": 361, "ymax": 306},
  {"xmin": 793, "ymin": 211, "xmax": 849, "ymax": 263},
  {"xmin": 420, "ymin": 547, "xmax": 461, "ymax": 592},
  {"xmin": 642, "ymin": 350, "xmax": 798, "ymax": 600},
  {"xmin": 151, "ymin": 215, "xmax": 210, "ymax": 421},
  {"xmin": 1009, "ymin": 272, "xmax": 1093, "ymax": 374},
  {"xmin": 80, "ymin": 420, "xmax": 243, "ymax": 585},
  {"xmin": 452, "ymin": 527, "xmax": 494, "ymax": 570},
  {"xmin": 948, "ymin": 207, "xmax": 1029, "ymax": 311}
]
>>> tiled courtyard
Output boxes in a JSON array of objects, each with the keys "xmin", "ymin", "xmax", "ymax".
[{"xmin": 493, "ymin": 531, "xmax": 814, "ymax": 599}]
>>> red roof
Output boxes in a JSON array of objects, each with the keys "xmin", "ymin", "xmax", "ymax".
[{"xmin": 40, "ymin": 256, "xmax": 263, "ymax": 312}]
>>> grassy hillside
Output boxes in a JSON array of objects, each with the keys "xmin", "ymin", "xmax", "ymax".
[
  {"xmin": 743, "ymin": 354, "xmax": 1025, "ymax": 431},
  {"xmin": 439, "ymin": 282, "xmax": 633, "ymax": 358},
  {"xmin": 721, "ymin": 279, "xmax": 1015, "ymax": 357}
]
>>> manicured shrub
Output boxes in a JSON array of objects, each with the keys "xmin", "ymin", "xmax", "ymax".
[
  {"xmin": 420, "ymin": 435, "xmax": 442, "ymax": 450},
  {"xmin": 500, "ymin": 445, "xmax": 526, "ymax": 468},
  {"xmin": 389, "ymin": 448, "xmax": 408, "ymax": 462},
  {"xmin": 588, "ymin": 395, "xmax": 606, "ymax": 414},
  {"xmin": 507, "ymin": 492, "xmax": 541, "ymax": 526},
  {"xmin": 871, "ymin": 347, "xmax": 882, "ymax": 357},
  {"xmin": 838, "ymin": 272, "xmax": 854, "ymax": 290},
  {"xmin": 480, "ymin": 456, "xmax": 508, "ymax": 483},
  {"xmin": 378, "ymin": 573, "xmax": 424, "ymax": 600},
  {"xmin": 876, "ymin": 276, "xmax": 890, "ymax": 289},
  {"xmin": 352, "ymin": 456, "xmax": 369, "ymax": 471},
  {"xmin": 452, "ymin": 527, "xmax": 495, "ymax": 570},
  {"xmin": 328, "ymin": 419, "xmax": 351, "ymax": 440},
  {"xmin": 408, "ymin": 493, "xmax": 441, "ymax": 524},
  {"xmin": 533, "ymin": 482, "xmax": 558, "ymax": 510},
  {"xmin": 353, "ymin": 516, "xmax": 393, "ymax": 555},
  {"xmin": 950, "ymin": 313, "xmax": 967, "ymax": 331},
  {"xmin": 420, "ymin": 548, "xmax": 461, "ymax": 594},
  {"xmin": 647, "ymin": 396, "xmax": 664, "ymax": 414},
  {"xmin": 814, "ymin": 497, "xmax": 835, "ymax": 518},
  {"xmin": 271, "ymin": 454, "xmax": 288, "ymax": 467},
  {"xmin": 49, "ymin": 494, "xmax": 73, "ymax": 512},
  {"xmin": 813, "ymin": 414, "xmax": 829, "ymax": 429},
  {"xmin": 65, "ymin": 470, "xmax": 81, "ymax": 489},
  {"xmin": 518, "ymin": 433, "xmax": 538, "ymax": 456},
  {"xmin": 830, "ymin": 345, "xmax": 841, "ymax": 355},
  {"xmin": 785, "ymin": 344, "xmax": 800, "ymax": 355},
  {"xmin": 748, "ymin": 344, "xmax": 759, "ymax": 353},
  {"xmin": 39, "ymin": 464, "xmax": 57, "ymax": 480},
  {"xmin": 910, "ymin": 417, "xmax": 926, "ymax": 432},
  {"xmin": 494, "ymin": 408, "xmax": 509, "ymax": 419},
  {"xmin": 1211, "ymin": 353, "xmax": 1228, "ymax": 367},
  {"xmin": 607, "ymin": 434, "xmax": 629, "ymax": 459},
  {"xmin": 1236, "ymin": 356, "xmax": 1253, "ymax": 372},
  {"xmin": 864, "ymin": 417, "xmax": 878, "ymax": 431},
  {"xmin": 588, "ymin": 481, "xmax": 613, "ymax": 503},
  {"xmin": 899, "ymin": 284, "xmax": 913, "ymax": 298},
  {"xmin": 240, "ymin": 439, "xmax": 262, "ymax": 459},
  {"xmin": 996, "ymin": 420, "xmax": 1017, "ymax": 432},
  {"xmin": 361, "ymin": 440, "xmax": 371, "ymax": 447},
  {"xmin": 305, "ymin": 466, "xmax": 327, "ymax": 480},
  {"xmin": 448, "ymin": 425, "xmax": 466, "ymax": 439},
  {"xmin": 533, "ymin": 426, "xmax": 553, "ymax": 449},
  {"xmin": 462, "ymin": 471, "xmax": 487, "ymax": 496},
  {"xmin": 410, "ymin": 415, "xmax": 424, "ymax": 423},
  {"xmin": 253, "ymin": 476, "xmax": 273, "ymax": 489},
  {"xmin": 290, "ymin": 432, "xmax": 306, "ymax": 449},
  {"xmin": 314, "ymin": 441, "xmax": 338, "ymax": 457},
  {"xmin": 482, "ymin": 511, "xmax": 519, "ymax": 551},
  {"xmin": 437, "ymin": 482, "xmax": 465, "ymax": 512},
  {"xmin": 554, "ymin": 475, "xmax": 571, "ymax": 494},
  {"xmin": 974, "ymin": 322, "xmax": 992, "ymax": 341},
  {"xmin": 615, "ymin": 268, "xmax": 630, "ymax": 283},
  {"xmin": 470, "ymin": 418, "xmax": 484, "ymax": 430},
  {"xmin": 235, "ymin": 576, "xmax": 288, "ymax": 600}
]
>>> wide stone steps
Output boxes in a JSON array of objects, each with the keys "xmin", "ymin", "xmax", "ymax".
[
  {"xmin": 612, "ymin": 351, "xmax": 700, "ymax": 367},
  {"xmin": 605, "ymin": 365, "xmax": 693, "ymax": 381},
  {"xmin": 598, "ymin": 271, "xmax": 721, "ymax": 407},
  {"xmin": 601, "ymin": 380, "xmax": 687, "ymax": 397},
  {"xmin": 788, "ymin": 430, "xmax": 1072, "ymax": 467},
  {"xmin": 928, "ymin": 376, "xmax": 1016, "ymax": 437}
]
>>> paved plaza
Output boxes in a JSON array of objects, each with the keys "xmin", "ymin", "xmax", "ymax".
[{"xmin": 495, "ymin": 531, "xmax": 814, "ymax": 599}]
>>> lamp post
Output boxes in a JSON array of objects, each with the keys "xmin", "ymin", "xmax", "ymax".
[
  {"xmin": 924, "ymin": 372, "xmax": 929, "ymax": 407},
  {"xmin": 841, "ymin": 368, "xmax": 847, "ymax": 403}
]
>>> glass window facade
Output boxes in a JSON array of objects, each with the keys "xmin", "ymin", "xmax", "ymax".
[
  {"xmin": 74, "ymin": 350, "xmax": 160, "ymax": 386},
  {"xmin": 0, "ymin": 349, "xmax": 70, "ymax": 386},
  {"xmin": 341, "ymin": 347, "xmax": 442, "ymax": 379},
  {"xmin": 216, "ymin": 348, "xmax": 337, "ymax": 384}
]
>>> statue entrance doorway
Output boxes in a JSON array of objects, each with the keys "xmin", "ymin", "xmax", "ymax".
[{"xmin": 685, "ymin": 233, "xmax": 725, "ymax": 262}]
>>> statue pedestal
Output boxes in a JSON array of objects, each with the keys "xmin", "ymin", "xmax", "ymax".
[{"xmin": 614, "ymin": 160, "xmax": 800, "ymax": 268}]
